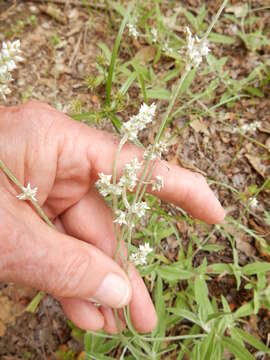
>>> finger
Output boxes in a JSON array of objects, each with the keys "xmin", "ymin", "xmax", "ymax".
[
  {"xmin": 83, "ymin": 128, "xmax": 225, "ymax": 224},
  {"xmin": 61, "ymin": 298, "xmax": 104, "ymax": 331},
  {"xmin": 100, "ymin": 307, "xmax": 126, "ymax": 334},
  {"xmin": 61, "ymin": 188, "xmax": 158, "ymax": 332},
  {"xmin": 53, "ymin": 217, "xmax": 108, "ymax": 332},
  {"xmin": 0, "ymin": 199, "xmax": 132, "ymax": 309}
]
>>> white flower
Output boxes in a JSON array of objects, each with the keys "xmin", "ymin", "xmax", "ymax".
[
  {"xmin": 144, "ymin": 133, "xmax": 170, "ymax": 160},
  {"xmin": 152, "ymin": 175, "xmax": 164, "ymax": 191},
  {"xmin": 130, "ymin": 242, "xmax": 153, "ymax": 266},
  {"xmin": 0, "ymin": 40, "xmax": 23, "ymax": 101},
  {"xmin": 249, "ymin": 197, "xmax": 258, "ymax": 210},
  {"xmin": 151, "ymin": 28, "xmax": 158, "ymax": 43},
  {"xmin": 240, "ymin": 121, "xmax": 260, "ymax": 134},
  {"xmin": 121, "ymin": 103, "xmax": 156, "ymax": 142},
  {"xmin": 128, "ymin": 23, "xmax": 139, "ymax": 39},
  {"xmin": 114, "ymin": 210, "xmax": 127, "ymax": 225},
  {"xmin": 185, "ymin": 27, "xmax": 210, "ymax": 69},
  {"xmin": 119, "ymin": 157, "xmax": 143, "ymax": 191},
  {"xmin": 162, "ymin": 41, "xmax": 173, "ymax": 54},
  {"xmin": 17, "ymin": 182, "xmax": 38, "ymax": 202},
  {"xmin": 96, "ymin": 173, "xmax": 122, "ymax": 197},
  {"xmin": 131, "ymin": 201, "xmax": 149, "ymax": 218},
  {"xmin": 96, "ymin": 173, "xmax": 112, "ymax": 196}
]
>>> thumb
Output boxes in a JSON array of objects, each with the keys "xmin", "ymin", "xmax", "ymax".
[{"xmin": 0, "ymin": 204, "xmax": 132, "ymax": 309}]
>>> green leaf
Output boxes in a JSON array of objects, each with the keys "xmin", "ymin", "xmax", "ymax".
[
  {"xmin": 234, "ymin": 302, "xmax": 254, "ymax": 319},
  {"xmin": 202, "ymin": 244, "xmax": 225, "ymax": 252},
  {"xmin": 253, "ymin": 290, "xmax": 260, "ymax": 314},
  {"xmin": 200, "ymin": 330, "xmax": 216, "ymax": 360},
  {"xmin": 208, "ymin": 33, "xmax": 236, "ymax": 44},
  {"xmin": 207, "ymin": 263, "xmax": 233, "ymax": 275},
  {"xmin": 194, "ymin": 276, "xmax": 212, "ymax": 315},
  {"xmin": 234, "ymin": 328, "xmax": 270, "ymax": 354},
  {"xmin": 222, "ymin": 337, "xmax": 255, "ymax": 360},
  {"xmin": 119, "ymin": 72, "xmax": 137, "ymax": 95},
  {"xmin": 153, "ymin": 277, "xmax": 166, "ymax": 353},
  {"xmin": 158, "ymin": 265, "xmax": 195, "ymax": 281},
  {"xmin": 147, "ymin": 88, "xmax": 171, "ymax": 100},
  {"xmin": 169, "ymin": 308, "xmax": 202, "ymax": 328},
  {"xmin": 106, "ymin": 2, "xmax": 133, "ymax": 105},
  {"xmin": 246, "ymin": 86, "xmax": 264, "ymax": 98},
  {"xmin": 182, "ymin": 9, "xmax": 198, "ymax": 30},
  {"xmin": 242, "ymin": 262, "xmax": 270, "ymax": 275},
  {"xmin": 108, "ymin": 113, "xmax": 122, "ymax": 133}
]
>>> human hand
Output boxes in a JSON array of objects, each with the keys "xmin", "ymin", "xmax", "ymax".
[{"xmin": 0, "ymin": 101, "xmax": 225, "ymax": 333}]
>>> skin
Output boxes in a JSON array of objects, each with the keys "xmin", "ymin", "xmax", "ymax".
[{"xmin": 0, "ymin": 100, "xmax": 225, "ymax": 334}]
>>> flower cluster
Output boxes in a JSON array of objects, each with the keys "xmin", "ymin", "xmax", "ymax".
[
  {"xmin": 162, "ymin": 41, "xmax": 173, "ymax": 54},
  {"xmin": 128, "ymin": 22, "xmax": 139, "ymax": 39},
  {"xmin": 152, "ymin": 175, "xmax": 164, "ymax": 192},
  {"xmin": 151, "ymin": 28, "xmax": 158, "ymax": 43},
  {"xmin": 96, "ymin": 173, "xmax": 121, "ymax": 197},
  {"xmin": 144, "ymin": 133, "xmax": 170, "ymax": 161},
  {"xmin": 240, "ymin": 121, "xmax": 260, "ymax": 134},
  {"xmin": 130, "ymin": 243, "xmax": 153, "ymax": 266},
  {"xmin": 96, "ymin": 103, "xmax": 168, "ymax": 267},
  {"xmin": 249, "ymin": 197, "xmax": 258, "ymax": 210},
  {"xmin": 0, "ymin": 40, "xmax": 23, "ymax": 100},
  {"xmin": 17, "ymin": 182, "xmax": 38, "ymax": 202},
  {"xmin": 185, "ymin": 27, "xmax": 210, "ymax": 69},
  {"xmin": 121, "ymin": 102, "xmax": 156, "ymax": 142},
  {"xmin": 119, "ymin": 158, "xmax": 143, "ymax": 191}
]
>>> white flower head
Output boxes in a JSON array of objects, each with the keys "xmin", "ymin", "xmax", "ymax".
[
  {"xmin": 151, "ymin": 28, "xmax": 158, "ymax": 43},
  {"xmin": 130, "ymin": 242, "xmax": 153, "ymax": 266},
  {"xmin": 114, "ymin": 210, "xmax": 127, "ymax": 225},
  {"xmin": 96, "ymin": 173, "xmax": 122, "ymax": 197},
  {"xmin": 121, "ymin": 103, "xmax": 156, "ymax": 142},
  {"xmin": 17, "ymin": 182, "xmax": 38, "ymax": 202},
  {"xmin": 128, "ymin": 23, "xmax": 139, "ymax": 39},
  {"xmin": 0, "ymin": 40, "xmax": 23, "ymax": 101},
  {"xmin": 96, "ymin": 173, "xmax": 112, "ymax": 197},
  {"xmin": 185, "ymin": 26, "xmax": 210, "ymax": 69},
  {"xmin": 240, "ymin": 121, "xmax": 260, "ymax": 134},
  {"xmin": 132, "ymin": 201, "xmax": 149, "ymax": 218},
  {"xmin": 144, "ymin": 133, "xmax": 170, "ymax": 160},
  {"xmin": 162, "ymin": 41, "xmax": 173, "ymax": 54},
  {"xmin": 119, "ymin": 157, "xmax": 143, "ymax": 191},
  {"xmin": 249, "ymin": 197, "xmax": 258, "ymax": 210},
  {"xmin": 152, "ymin": 175, "xmax": 164, "ymax": 192}
]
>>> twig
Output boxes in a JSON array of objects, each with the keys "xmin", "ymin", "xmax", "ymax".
[
  {"xmin": 68, "ymin": 31, "xmax": 83, "ymax": 67},
  {"xmin": 24, "ymin": 0, "xmax": 106, "ymax": 10}
]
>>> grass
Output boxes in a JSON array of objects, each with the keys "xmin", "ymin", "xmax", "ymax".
[{"xmin": 77, "ymin": 2, "xmax": 270, "ymax": 359}]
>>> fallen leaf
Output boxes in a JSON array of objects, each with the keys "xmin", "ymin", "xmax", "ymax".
[
  {"xmin": 135, "ymin": 46, "xmax": 156, "ymax": 64},
  {"xmin": 245, "ymin": 154, "xmax": 267, "ymax": 178},
  {"xmin": 40, "ymin": 5, "xmax": 67, "ymax": 25},
  {"xmin": 190, "ymin": 117, "xmax": 209, "ymax": 135},
  {"xmin": 258, "ymin": 121, "xmax": 270, "ymax": 134}
]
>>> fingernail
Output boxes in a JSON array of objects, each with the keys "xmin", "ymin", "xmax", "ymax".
[{"xmin": 91, "ymin": 273, "xmax": 131, "ymax": 308}]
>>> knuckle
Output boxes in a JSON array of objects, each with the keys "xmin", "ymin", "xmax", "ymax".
[{"xmin": 52, "ymin": 248, "xmax": 91, "ymax": 298}]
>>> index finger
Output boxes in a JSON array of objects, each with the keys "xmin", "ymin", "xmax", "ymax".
[{"xmin": 87, "ymin": 128, "xmax": 225, "ymax": 224}]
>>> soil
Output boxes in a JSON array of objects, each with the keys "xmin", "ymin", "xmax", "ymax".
[{"xmin": 0, "ymin": 0, "xmax": 269, "ymax": 359}]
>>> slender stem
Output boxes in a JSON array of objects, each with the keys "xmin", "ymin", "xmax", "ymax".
[
  {"xmin": 0, "ymin": 160, "xmax": 54, "ymax": 228},
  {"xmin": 202, "ymin": 0, "xmax": 228, "ymax": 41}
]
